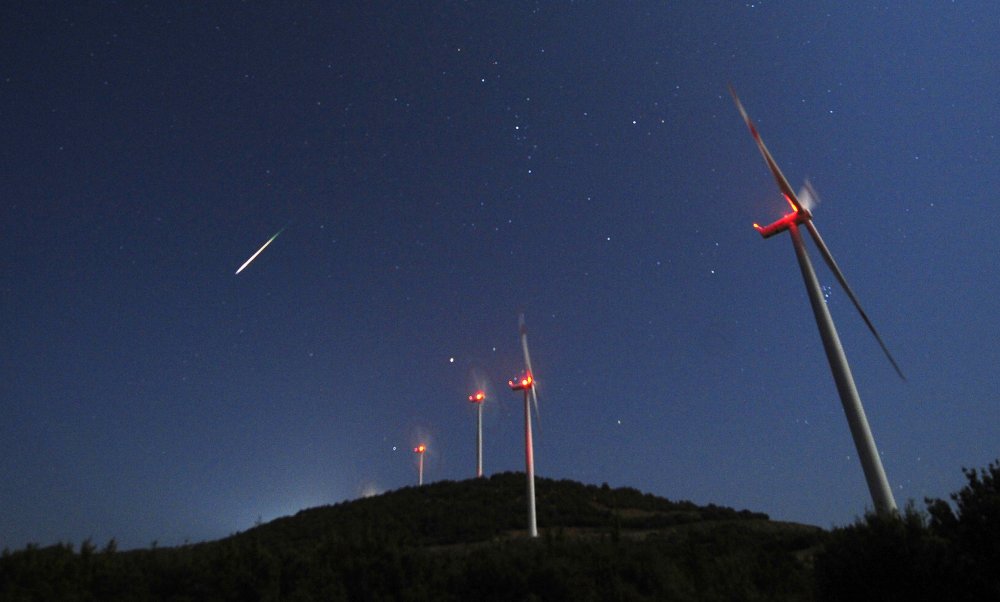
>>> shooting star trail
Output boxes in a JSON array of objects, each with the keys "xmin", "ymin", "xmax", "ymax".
[{"xmin": 235, "ymin": 227, "xmax": 285, "ymax": 275}]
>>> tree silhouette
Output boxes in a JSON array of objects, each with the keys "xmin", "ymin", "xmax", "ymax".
[{"xmin": 816, "ymin": 459, "xmax": 1000, "ymax": 601}]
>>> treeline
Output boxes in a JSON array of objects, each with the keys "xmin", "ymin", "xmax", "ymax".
[
  {"xmin": 815, "ymin": 459, "xmax": 1000, "ymax": 601},
  {"xmin": 2, "ymin": 465, "xmax": 998, "ymax": 600},
  {"xmin": 0, "ymin": 474, "xmax": 813, "ymax": 601},
  {"xmin": 0, "ymin": 518, "xmax": 817, "ymax": 601}
]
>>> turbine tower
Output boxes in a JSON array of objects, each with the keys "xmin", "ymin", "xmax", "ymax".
[
  {"xmin": 509, "ymin": 312, "xmax": 540, "ymax": 538},
  {"xmin": 469, "ymin": 391, "xmax": 486, "ymax": 478},
  {"xmin": 730, "ymin": 85, "xmax": 904, "ymax": 516},
  {"xmin": 414, "ymin": 444, "xmax": 426, "ymax": 486}
]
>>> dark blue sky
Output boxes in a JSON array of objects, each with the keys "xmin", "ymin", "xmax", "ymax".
[{"xmin": 2, "ymin": 2, "xmax": 998, "ymax": 549}]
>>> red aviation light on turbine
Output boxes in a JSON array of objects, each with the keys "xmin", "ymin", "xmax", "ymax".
[
  {"xmin": 469, "ymin": 391, "xmax": 486, "ymax": 403},
  {"xmin": 508, "ymin": 374, "xmax": 533, "ymax": 391},
  {"xmin": 414, "ymin": 444, "xmax": 426, "ymax": 454},
  {"xmin": 753, "ymin": 208, "xmax": 811, "ymax": 239},
  {"xmin": 753, "ymin": 195, "xmax": 812, "ymax": 238}
]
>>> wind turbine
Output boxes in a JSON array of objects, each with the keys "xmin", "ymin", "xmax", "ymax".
[
  {"xmin": 509, "ymin": 312, "xmax": 541, "ymax": 538},
  {"xmin": 469, "ymin": 390, "xmax": 486, "ymax": 478},
  {"xmin": 729, "ymin": 85, "xmax": 904, "ymax": 516},
  {"xmin": 414, "ymin": 444, "xmax": 426, "ymax": 486}
]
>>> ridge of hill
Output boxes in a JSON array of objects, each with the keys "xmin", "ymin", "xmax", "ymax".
[
  {"xmin": 233, "ymin": 471, "xmax": 790, "ymax": 547},
  {"xmin": 1, "ymin": 473, "xmax": 825, "ymax": 601}
]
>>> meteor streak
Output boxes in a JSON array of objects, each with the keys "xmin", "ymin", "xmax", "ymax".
[{"xmin": 235, "ymin": 227, "xmax": 285, "ymax": 275}]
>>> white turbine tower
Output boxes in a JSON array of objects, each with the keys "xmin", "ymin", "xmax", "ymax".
[
  {"xmin": 508, "ymin": 312, "xmax": 540, "ymax": 538},
  {"xmin": 469, "ymin": 390, "xmax": 486, "ymax": 478},
  {"xmin": 414, "ymin": 444, "xmax": 426, "ymax": 486},
  {"xmin": 730, "ymin": 85, "xmax": 905, "ymax": 516}
]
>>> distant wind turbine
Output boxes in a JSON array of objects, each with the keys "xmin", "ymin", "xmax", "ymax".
[
  {"xmin": 730, "ymin": 85, "xmax": 904, "ymax": 516},
  {"xmin": 469, "ymin": 391, "xmax": 486, "ymax": 478},
  {"xmin": 414, "ymin": 444, "xmax": 426, "ymax": 486},
  {"xmin": 509, "ymin": 312, "xmax": 541, "ymax": 537}
]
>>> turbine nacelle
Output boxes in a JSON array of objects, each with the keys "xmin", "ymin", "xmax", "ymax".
[
  {"xmin": 508, "ymin": 374, "xmax": 533, "ymax": 391},
  {"xmin": 754, "ymin": 183, "xmax": 819, "ymax": 238},
  {"xmin": 468, "ymin": 391, "xmax": 485, "ymax": 403},
  {"xmin": 753, "ymin": 205, "xmax": 812, "ymax": 238},
  {"xmin": 414, "ymin": 444, "xmax": 426, "ymax": 454}
]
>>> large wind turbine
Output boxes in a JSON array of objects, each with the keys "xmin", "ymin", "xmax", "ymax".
[
  {"xmin": 730, "ymin": 85, "xmax": 904, "ymax": 516},
  {"xmin": 509, "ymin": 312, "xmax": 540, "ymax": 537}
]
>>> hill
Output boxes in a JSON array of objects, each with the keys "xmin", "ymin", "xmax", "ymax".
[{"xmin": 0, "ymin": 473, "xmax": 824, "ymax": 601}]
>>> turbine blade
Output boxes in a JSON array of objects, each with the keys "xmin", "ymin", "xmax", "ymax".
[
  {"xmin": 530, "ymin": 387, "xmax": 541, "ymax": 429},
  {"xmin": 518, "ymin": 313, "xmax": 533, "ymax": 376},
  {"xmin": 798, "ymin": 179, "xmax": 822, "ymax": 213},
  {"xmin": 519, "ymin": 313, "xmax": 542, "ymax": 429},
  {"xmin": 804, "ymin": 221, "xmax": 906, "ymax": 381},
  {"xmin": 728, "ymin": 85, "xmax": 805, "ymax": 213}
]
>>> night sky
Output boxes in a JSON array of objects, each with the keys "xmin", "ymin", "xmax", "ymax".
[{"xmin": 3, "ymin": 2, "xmax": 999, "ymax": 550}]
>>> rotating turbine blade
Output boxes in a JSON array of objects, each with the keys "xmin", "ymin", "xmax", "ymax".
[
  {"xmin": 804, "ymin": 220, "xmax": 906, "ymax": 381},
  {"xmin": 519, "ymin": 313, "xmax": 541, "ymax": 427},
  {"xmin": 728, "ymin": 85, "xmax": 805, "ymax": 214},
  {"xmin": 798, "ymin": 179, "xmax": 822, "ymax": 214}
]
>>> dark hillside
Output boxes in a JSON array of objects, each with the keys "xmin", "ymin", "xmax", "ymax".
[
  {"xmin": 236, "ymin": 472, "xmax": 776, "ymax": 548},
  {"xmin": 0, "ymin": 474, "xmax": 824, "ymax": 601}
]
